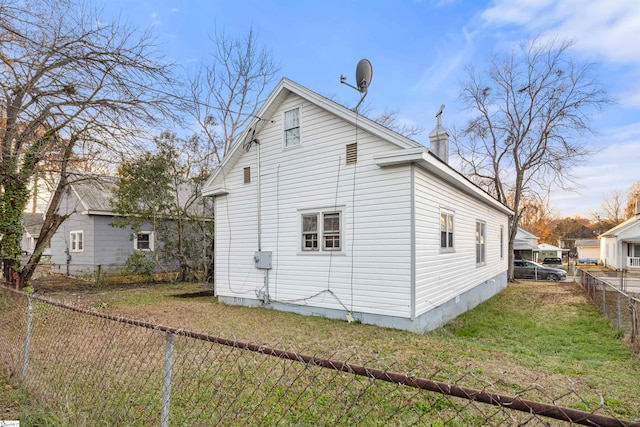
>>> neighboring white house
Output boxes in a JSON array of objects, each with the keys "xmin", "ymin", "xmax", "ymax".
[
  {"xmin": 575, "ymin": 239, "xmax": 599, "ymax": 264},
  {"xmin": 202, "ymin": 78, "xmax": 512, "ymax": 333},
  {"xmin": 514, "ymin": 227, "xmax": 539, "ymax": 261},
  {"xmin": 599, "ymin": 198, "xmax": 640, "ymax": 270},
  {"xmin": 537, "ymin": 243, "xmax": 567, "ymax": 261},
  {"xmin": 21, "ymin": 213, "xmax": 45, "ymax": 255}
]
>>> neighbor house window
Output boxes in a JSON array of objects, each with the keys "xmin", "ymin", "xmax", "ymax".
[
  {"xmin": 440, "ymin": 211, "xmax": 454, "ymax": 251},
  {"xmin": 284, "ymin": 107, "xmax": 300, "ymax": 147},
  {"xmin": 476, "ymin": 221, "xmax": 486, "ymax": 265},
  {"xmin": 300, "ymin": 209, "xmax": 342, "ymax": 253},
  {"xmin": 134, "ymin": 231, "xmax": 154, "ymax": 251},
  {"xmin": 70, "ymin": 231, "xmax": 83, "ymax": 252},
  {"xmin": 243, "ymin": 167, "xmax": 251, "ymax": 184}
]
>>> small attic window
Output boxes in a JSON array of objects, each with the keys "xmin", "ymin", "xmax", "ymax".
[
  {"xmin": 243, "ymin": 167, "xmax": 251, "ymax": 184},
  {"xmin": 346, "ymin": 143, "xmax": 357, "ymax": 165}
]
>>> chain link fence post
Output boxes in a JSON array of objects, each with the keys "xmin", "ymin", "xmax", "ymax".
[
  {"xmin": 161, "ymin": 331, "xmax": 174, "ymax": 427},
  {"xmin": 22, "ymin": 294, "xmax": 33, "ymax": 378}
]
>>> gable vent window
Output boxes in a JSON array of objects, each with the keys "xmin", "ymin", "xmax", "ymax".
[
  {"xmin": 346, "ymin": 143, "xmax": 357, "ymax": 164},
  {"xmin": 243, "ymin": 167, "xmax": 251, "ymax": 184}
]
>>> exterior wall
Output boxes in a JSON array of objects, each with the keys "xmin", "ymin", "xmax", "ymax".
[
  {"xmin": 600, "ymin": 236, "xmax": 618, "ymax": 269},
  {"xmin": 50, "ymin": 187, "xmax": 155, "ymax": 275},
  {"xmin": 21, "ymin": 232, "xmax": 35, "ymax": 254},
  {"xmin": 577, "ymin": 246, "xmax": 599, "ymax": 260},
  {"xmin": 50, "ymin": 210, "xmax": 96, "ymax": 276},
  {"xmin": 214, "ymin": 93, "xmax": 413, "ymax": 320},
  {"xmin": 413, "ymin": 166, "xmax": 508, "ymax": 323},
  {"xmin": 92, "ymin": 216, "xmax": 141, "ymax": 271}
]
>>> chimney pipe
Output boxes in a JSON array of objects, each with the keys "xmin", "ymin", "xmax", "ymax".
[{"xmin": 429, "ymin": 104, "xmax": 450, "ymax": 163}]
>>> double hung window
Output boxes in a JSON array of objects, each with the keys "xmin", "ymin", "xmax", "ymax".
[
  {"xmin": 134, "ymin": 231, "xmax": 154, "ymax": 251},
  {"xmin": 70, "ymin": 231, "xmax": 83, "ymax": 252},
  {"xmin": 440, "ymin": 211, "xmax": 454, "ymax": 251},
  {"xmin": 476, "ymin": 221, "xmax": 486, "ymax": 264},
  {"xmin": 284, "ymin": 107, "xmax": 300, "ymax": 147},
  {"xmin": 301, "ymin": 210, "xmax": 342, "ymax": 252}
]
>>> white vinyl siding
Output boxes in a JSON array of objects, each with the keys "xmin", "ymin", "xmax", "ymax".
[
  {"xmin": 414, "ymin": 166, "xmax": 508, "ymax": 318},
  {"xmin": 212, "ymin": 93, "xmax": 412, "ymax": 317}
]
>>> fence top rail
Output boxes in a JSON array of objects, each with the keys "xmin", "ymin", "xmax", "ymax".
[
  {"xmin": 1, "ymin": 284, "xmax": 638, "ymax": 427},
  {"xmin": 580, "ymin": 269, "xmax": 640, "ymax": 303}
]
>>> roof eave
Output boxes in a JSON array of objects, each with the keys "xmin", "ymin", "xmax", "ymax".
[{"xmin": 373, "ymin": 149, "xmax": 513, "ymax": 217}]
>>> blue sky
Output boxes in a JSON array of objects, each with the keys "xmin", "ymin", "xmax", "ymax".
[{"xmin": 95, "ymin": 0, "xmax": 640, "ymax": 219}]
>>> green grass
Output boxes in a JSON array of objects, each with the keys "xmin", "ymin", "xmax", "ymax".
[{"xmin": 4, "ymin": 279, "xmax": 640, "ymax": 425}]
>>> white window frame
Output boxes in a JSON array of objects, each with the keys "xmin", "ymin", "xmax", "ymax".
[
  {"xmin": 439, "ymin": 210, "xmax": 454, "ymax": 252},
  {"xmin": 500, "ymin": 225, "xmax": 504, "ymax": 259},
  {"xmin": 299, "ymin": 207, "xmax": 344, "ymax": 254},
  {"xmin": 476, "ymin": 221, "xmax": 486, "ymax": 265},
  {"xmin": 134, "ymin": 231, "xmax": 154, "ymax": 251},
  {"xmin": 283, "ymin": 106, "xmax": 301, "ymax": 148},
  {"xmin": 70, "ymin": 230, "xmax": 83, "ymax": 252}
]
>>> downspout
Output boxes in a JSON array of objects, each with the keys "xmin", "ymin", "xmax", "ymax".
[
  {"xmin": 256, "ymin": 139, "xmax": 269, "ymax": 303},
  {"xmin": 256, "ymin": 139, "xmax": 262, "ymax": 252}
]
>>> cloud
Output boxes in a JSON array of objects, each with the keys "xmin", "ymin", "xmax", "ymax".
[
  {"xmin": 550, "ymin": 124, "xmax": 640, "ymax": 216},
  {"xmin": 412, "ymin": 27, "xmax": 476, "ymax": 96},
  {"xmin": 481, "ymin": 0, "xmax": 640, "ymax": 64},
  {"xmin": 151, "ymin": 11, "xmax": 161, "ymax": 26}
]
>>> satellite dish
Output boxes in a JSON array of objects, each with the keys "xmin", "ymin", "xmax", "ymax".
[
  {"xmin": 340, "ymin": 58, "xmax": 373, "ymax": 111},
  {"xmin": 355, "ymin": 59, "xmax": 372, "ymax": 93}
]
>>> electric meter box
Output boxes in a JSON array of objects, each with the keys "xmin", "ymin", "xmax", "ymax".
[{"xmin": 254, "ymin": 251, "xmax": 272, "ymax": 269}]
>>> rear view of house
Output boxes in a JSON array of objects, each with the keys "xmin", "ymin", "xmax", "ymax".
[{"xmin": 203, "ymin": 78, "xmax": 511, "ymax": 332}]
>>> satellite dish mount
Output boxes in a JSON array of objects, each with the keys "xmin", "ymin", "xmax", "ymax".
[{"xmin": 340, "ymin": 58, "xmax": 373, "ymax": 112}]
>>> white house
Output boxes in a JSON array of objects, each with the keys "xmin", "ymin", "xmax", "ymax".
[
  {"xmin": 202, "ymin": 78, "xmax": 512, "ymax": 333},
  {"xmin": 575, "ymin": 239, "xmax": 599, "ymax": 264},
  {"xmin": 599, "ymin": 198, "xmax": 640, "ymax": 270},
  {"xmin": 514, "ymin": 227, "xmax": 539, "ymax": 261},
  {"xmin": 537, "ymin": 243, "xmax": 566, "ymax": 261}
]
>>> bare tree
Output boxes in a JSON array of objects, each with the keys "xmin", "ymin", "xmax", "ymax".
[
  {"xmin": 624, "ymin": 181, "xmax": 640, "ymax": 218},
  {"xmin": 453, "ymin": 37, "xmax": 611, "ymax": 280},
  {"xmin": 188, "ymin": 26, "xmax": 280, "ymax": 164},
  {"xmin": 0, "ymin": 0, "xmax": 177, "ymax": 287},
  {"xmin": 369, "ymin": 109, "xmax": 424, "ymax": 139},
  {"xmin": 592, "ymin": 189, "xmax": 625, "ymax": 226}
]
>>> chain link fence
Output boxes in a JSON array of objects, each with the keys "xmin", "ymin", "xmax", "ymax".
[
  {"xmin": 578, "ymin": 269, "xmax": 640, "ymax": 357},
  {"xmin": 1, "ymin": 285, "xmax": 638, "ymax": 426}
]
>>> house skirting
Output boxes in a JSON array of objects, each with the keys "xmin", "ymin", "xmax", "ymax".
[{"xmin": 217, "ymin": 271, "xmax": 508, "ymax": 333}]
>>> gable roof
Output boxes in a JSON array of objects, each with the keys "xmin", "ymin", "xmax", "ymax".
[
  {"xmin": 67, "ymin": 173, "xmax": 119, "ymax": 215},
  {"xmin": 23, "ymin": 212, "xmax": 45, "ymax": 236},
  {"xmin": 49, "ymin": 172, "xmax": 209, "ymax": 218},
  {"xmin": 575, "ymin": 239, "xmax": 599, "ymax": 247},
  {"xmin": 515, "ymin": 227, "xmax": 538, "ymax": 240},
  {"xmin": 537, "ymin": 243, "xmax": 565, "ymax": 252},
  {"xmin": 599, "ymin": 215, "xmax": 640, "ymax": 238},
  {"xmin": 203, "ymin": 78, "xmax": 512, "ymax": 216}
]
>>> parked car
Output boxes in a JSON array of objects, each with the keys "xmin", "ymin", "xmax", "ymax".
[
  {"xmin": 541, "ymin": 257, "xmax": 563, "ymax": 267},
  {"xmin": 514, "ymin": 260, "xmax": 566, "ymax": 281}
]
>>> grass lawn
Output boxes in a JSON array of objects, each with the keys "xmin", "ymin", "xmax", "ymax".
[{"xmin": 3, "ymin": 277, "xmax": 640, "ymax": 424}]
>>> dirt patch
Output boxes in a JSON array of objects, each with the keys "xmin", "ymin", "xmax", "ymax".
[{"xmin": 530, "ymin": 281, "xmax": 591, "ymax": 305}]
